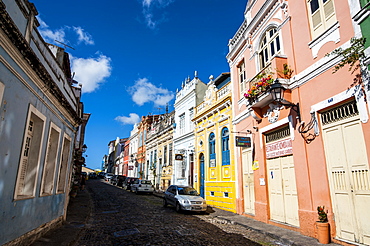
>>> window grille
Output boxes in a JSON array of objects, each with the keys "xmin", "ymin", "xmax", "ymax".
[
  {"xmin": 321, "ymin": 101, "xmax": 358, "ymax": 125},
  {"xmin": 265, "ymin": 125, "xmax": 290, "ymax": 143}
]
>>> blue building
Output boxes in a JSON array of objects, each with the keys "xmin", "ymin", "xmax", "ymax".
[{"xmin": 0, "ymin": 0, "xmax": 85, "ymax": 244}]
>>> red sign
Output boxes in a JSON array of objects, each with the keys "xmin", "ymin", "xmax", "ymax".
[{"xmin": 266, "ymin": 139, "xmax": 293, "ymax": 159}]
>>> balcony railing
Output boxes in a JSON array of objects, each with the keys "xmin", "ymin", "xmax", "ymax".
[
  {"xmin": 246, "ymin": 56, "xmax": 290, "ymax": 108},
  {"xmin": 196, "ymin": 84, "xmax": 231, "ymax": 115}
]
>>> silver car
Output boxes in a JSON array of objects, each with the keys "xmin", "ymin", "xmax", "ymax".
[
  {"xmin": 163, "ymin": 185, "xmax": 207, "ymax": 213},
  {"xmin": 131, "ymin": 179, "xmax": 154, "ymax": 194}
]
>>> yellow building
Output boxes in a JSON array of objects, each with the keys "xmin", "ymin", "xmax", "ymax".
[{"xmin": 193, "ymin": 73, "xmax": 236, "ymax": 212}]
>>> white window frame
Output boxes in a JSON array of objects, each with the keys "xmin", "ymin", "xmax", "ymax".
[
  {"xmin": 259, "ymin": 27, "xmax": 281, "ymax": 69},
  {"xmin": 307, "ymin": 0, "xmax": 336, "ymax": 39},
  {"xmin": 179, "ymin": 113, "xmax": 185, "ymax": 135},
  {"xmin": 238, "ymin": 60, "xmax": 247, "ymax": 94},
  {"xmin": 0, "ymin": 81, "xmax": 4, "ymax": 108},
  {"xmin": 40, "ymin": 122, "xmax": 61, "ymax": 196},
  {"xmin": 14, "ymin": 104, "xmax": 46, "ymax": 200},
  {"xmin": 56, "ymin": 133, "xmax": 72, "ymax": 194}
]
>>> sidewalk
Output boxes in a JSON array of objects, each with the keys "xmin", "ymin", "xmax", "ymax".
[
  {"xmin": 153, "ymin": 191, "xmax": 340, "ymax": 246},
  {"xmin": 30, "ymin": 189, "xmax": 93, "ymax": 246}
]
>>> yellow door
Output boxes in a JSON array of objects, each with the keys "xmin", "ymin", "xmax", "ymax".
[
  {"xmin": 267, "ymin": 155, "xmax": 299, "ymax": 227},
  {"xmin": 242, "ymin": 149, "xmax": 255, "ymax": 215},
  {"xmin": 322, "ymin": 116, "xmax": 370, "ymax": 244}
]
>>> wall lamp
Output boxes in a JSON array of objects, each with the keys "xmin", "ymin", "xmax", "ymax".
[
  {"xmin": 269, "ymin": 80, "xmax": 301, "ymax": 121},
  {"xmin": 82, "ymin": 144, "xmax": 88, "ymax": 153}
]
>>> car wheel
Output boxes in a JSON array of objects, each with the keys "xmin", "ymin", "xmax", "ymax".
[
  {"xmin": 175, "ymin": 202, "xmax": 182, "ymax": 213},
  {"xmin": 163, "ymin": 198, "xmax": 168, "ymax": 207}
]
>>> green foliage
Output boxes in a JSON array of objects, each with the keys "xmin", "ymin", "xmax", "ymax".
[
  {"xmin": 317, "ymin": 206, "xmax": 328, "ymax": 223},
  {"xmin": 276, "ymin": 63, "xmax": 294, "ymax": 79},
  {"xmin": 326, "ymin": 37, "xmax": 366, "ymax": 74}
]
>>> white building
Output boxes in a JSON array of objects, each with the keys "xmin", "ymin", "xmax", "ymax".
[
  {"xmin": 128, "ymin": 123, "xmax": 139, "ymax": 177},
  {"xmin": 173, "ymin": 72, "xmax": 207, "ymax": 186}
]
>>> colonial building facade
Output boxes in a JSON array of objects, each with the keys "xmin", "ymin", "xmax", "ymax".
[
  {"xmin": 146, "ymin": 112, "xmax": 175, "ymax": 191},
  {"xmin": 193, "ymin": 73, "xmax": 236, "ymax": 213},
  {"xmin": 0, "ymin": 0, "xmax": 85, "ymax": 244},
  {"xmin": 227, "ymin": 0, "xmax": 370, "ymax": 244},
  {"xmin": 173, "ymin": 73, "xmax": 207, "ymax": 186}
]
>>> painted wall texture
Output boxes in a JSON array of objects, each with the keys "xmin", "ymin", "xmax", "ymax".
[
  {"xmin": 0, "ymin": 0, "xmax": 82, "ymax": 244},
  {"xmin": 193, "ymin": 73, "xmax": 237, "ymax": 213},
  {"xmin": 227, "ymin": 0, "xmax": 370, "ymax": 244}
]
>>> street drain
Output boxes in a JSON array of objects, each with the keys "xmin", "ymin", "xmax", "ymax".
[
  {"xmin": 102, "ymin": 210, "xmax": 119, "ymax": 214},
  {"xmin": 175, "ymin": 228, "xmax": 199, "ymax": 236},
  {"xmin": 67, "ymin": 222, "xmax": 85, "ymax": 228},
  {"xmin": 113, "ymin": 228, "xmax": 140, "ymax": 237}
]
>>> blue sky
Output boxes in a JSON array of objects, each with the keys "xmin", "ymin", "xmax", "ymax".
[{"xmin": 31, "ymin": 0, "xmax": 246, "ymax": 170}]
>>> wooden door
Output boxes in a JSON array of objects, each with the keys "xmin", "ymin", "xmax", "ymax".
[
  {"xmin": 267, "ymin": 155, "xmax": 299, "ymax": 227},
  {"xmin": 242, "ymin": 149, "xmax": 255, "ymax": 215},
  {"xmin": 322, "ymin": 114, "xmax": 370, "ymax": 244}
]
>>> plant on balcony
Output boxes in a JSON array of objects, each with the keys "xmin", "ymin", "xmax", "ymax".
[
  {"xmin": 276, "ymin": 63, "xmax": 294, "ymax": 79},
  {"xmin": 244, "ymin": 73, "xmax": 274, "ymax": 102}
]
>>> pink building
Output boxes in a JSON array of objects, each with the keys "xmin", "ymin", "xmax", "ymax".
[{"xmin": 228, "ymin": 1, "xmax": 370, "ymax": 244}]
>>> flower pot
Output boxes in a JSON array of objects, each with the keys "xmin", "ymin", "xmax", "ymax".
[{"xmin": 316, "ymin": 222, "xmax": 330, "ymax": 244}]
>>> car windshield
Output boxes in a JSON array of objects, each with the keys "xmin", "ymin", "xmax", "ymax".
[
  {"xmin": 177, "ymin": 187, "xmax": 198, "ymax": 196},
  {"xmin": 141, "ymin": 180, "xmax": 152, "ymax": 184}
]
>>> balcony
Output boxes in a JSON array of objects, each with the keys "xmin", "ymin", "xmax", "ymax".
[
  {"xmin": 246, "ymin": 56, "xmax": 291, "ymax": 109},
  {"xmin": 196, "ymin": 84, "xmax": 231, "ymax": 115}
]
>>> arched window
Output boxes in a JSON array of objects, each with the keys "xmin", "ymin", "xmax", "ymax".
[
  {"xmin": 259, "ymin": 27, "xmax": 281, "ymax": 68},
  {"xmin": 221, "ymin": 127, "xmax": 230, "ymax": 165},
  {"xmin": 209, "ymin": 133, "xmax": 216, "ymax": 167}
]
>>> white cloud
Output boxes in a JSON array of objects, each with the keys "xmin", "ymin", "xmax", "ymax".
[
  {"xmin": 37, "ymin": 17, "xmax": 66, "ymax": 43},
  {"xmin": 129, "ymin": 78, "xmax": 174, "ymax": 106},
  {"xmin": 36, "ymin": 16, "xmax": 108, "ymax": 93},
  {"xmin": 115, "ymin": 113, "xmax": 140, "ymax": 125},
  {"xmin": 140, "ymin": 0, "xmax": 175, "ymax": 29},
  {"xmin": 36, "ymin": 17, "xmax": 94, "ymax": 46},
  {"xmin": 71, "ymin": 54, "xmax": 112, "ymax": 93},
  {"xmin": 73, "ymin": 26, "xmax": 94, "ymax": 45}
]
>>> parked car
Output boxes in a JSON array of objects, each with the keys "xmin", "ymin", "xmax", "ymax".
[
  {"xmin": 98, "ymin": 172, "xmax": 106, "ymax": 179},
  {"xmin": 163, "ymin": 185, "xmax": 207, "ymax": 213},
  {"xmin": 88, "ymin": 172, "xmax": 97, "ymax": 179},
  {"xmin": 122, "ymin": 177, "xmax": 139, "ymax": 190},
  {"xmin": 110, "ymin": 175, "xmax": 118, "ymax": 184},
  {"xmin": 117, "ymin": 175, "xmax": 126, "ymax": 187},
  {"xmin": 131, "ymin": 179, "xmax": 154, "ymax": 194},
  {"xmin": 104, "ymin": 173, "xmax": 114, "ymax": 182},
  {"xmin": 111, "ymin": 175, "xmax": 125, "ymax": 186}
]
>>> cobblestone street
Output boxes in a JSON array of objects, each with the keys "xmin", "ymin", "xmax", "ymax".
[{"xmin": 71, "ymin": 179, "xmax": 279, "ymax": 246}]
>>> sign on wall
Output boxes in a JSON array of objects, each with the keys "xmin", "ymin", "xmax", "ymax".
[
  {"xmin": 175, "ymin": 154, "xmax": 183, "ymax": 161},
  {"xmin": 235, "ymin": 136, "xmax": 252, "ymax": 147},
  {"xmin": 265, "ymin": 138, "xmax": 293, "ymax": 159}
]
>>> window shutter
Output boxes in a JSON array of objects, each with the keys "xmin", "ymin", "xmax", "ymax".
[
  {"xmin": 324, "ymin": 0, "xmax": 334, "ymax": 19},
  {"xmin": 17, "ymin": 120, "xmax": 34, "ymax": 196},
  {"xmin": 312, "ymin": 9, "xmax": 322, "ymax": 30},
  {"xmin": 324, "ymin": 0, "xmax": 336, "ymax": 26}
]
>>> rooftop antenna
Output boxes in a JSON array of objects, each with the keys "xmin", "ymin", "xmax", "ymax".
[{"xmin": 54, "ymin": 40, "xmax": 75, "ymax": 50}]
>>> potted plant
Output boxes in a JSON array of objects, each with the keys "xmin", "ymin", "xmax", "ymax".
[
  {"xmin": 244, "ymin": 73, "xmax": 274, "ymax": 103},
  {"xmin": 316, "ymin": 206, "xmax": 330, "ymax": 244}
]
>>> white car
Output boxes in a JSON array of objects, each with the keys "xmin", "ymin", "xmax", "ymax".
[
  {"xmin": 163, "ymin": 185, "xmax": 207, "ymax": 213},
  {"xmin": 104, "ymin": 173, "xmax": 114, "ymax": 182},
  {"xmin": 131, "ymin": 179, "xmax": 154, "ymax": 194}
]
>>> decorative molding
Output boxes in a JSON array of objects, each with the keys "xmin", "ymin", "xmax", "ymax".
[{"xmin": 308, "ymin": 22, "xmax": 340, "ymax": 59}]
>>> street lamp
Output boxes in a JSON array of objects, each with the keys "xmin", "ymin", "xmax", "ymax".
[
  {"xmin": 82, "ymin": 144, "xmax": 88, "ymax": 153},
  {"xmin": 269, "ymin": 80, "xmax": 301, "ymax": 121}
]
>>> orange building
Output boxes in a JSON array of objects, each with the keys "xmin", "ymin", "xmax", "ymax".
[{"xmin": 227, "ymin": 1, "xmax": 370, "ymax": 244}]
